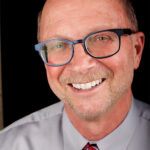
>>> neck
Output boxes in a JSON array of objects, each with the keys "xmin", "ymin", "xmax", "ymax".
[{"xmin": 65, "ymin": 90, "xmax": 132, "ymax": 141}]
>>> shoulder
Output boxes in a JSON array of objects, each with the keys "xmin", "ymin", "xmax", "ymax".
[
  {"xmin": 0, "ymin": 101, "xmax": 64, "ymax": 150},
  {"xmin": 2, "ymin": 101, "xmax": 64, "ymax": 131},
  {"xmin": 134, "ymin": 99, "xmax": 150, "ymax": 121},
  {"xmin": 133, "ymin": 98, "xmax": 150, "ymax": 134},
  {"xmin": 128, "ymin": 99, "xmax": 150, "ymax": 149}
]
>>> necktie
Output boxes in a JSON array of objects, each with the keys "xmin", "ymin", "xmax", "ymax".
[{"xmin": 82, "ymin": 142, "xmax": 99, "ymax": 150}]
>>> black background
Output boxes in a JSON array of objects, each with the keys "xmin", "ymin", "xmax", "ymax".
[{"xmin": 1, "ymin": 0, "xmax": 150, "ymax": 127}]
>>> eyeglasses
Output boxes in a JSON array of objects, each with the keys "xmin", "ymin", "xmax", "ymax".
[{"xmin": 35, "ymin": 29, "xmax": 134, "ymax": 67}]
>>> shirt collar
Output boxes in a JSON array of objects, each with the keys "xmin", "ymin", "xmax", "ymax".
[
  {"xmin": 62, "ymin": 97, "xmax": 139, "ymax": 150},
  {"xmin": 96, "ymin": 97, "xmax": 139, "ymax": 150},
  {"xmin": 62, "ymin": 109, "xmax": 88, "ymax": 150}
]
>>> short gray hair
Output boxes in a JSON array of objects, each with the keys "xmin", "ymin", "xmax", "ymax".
[{"xmin": 120, "ymin": 0, "xmax": 138, "ymax": 31}]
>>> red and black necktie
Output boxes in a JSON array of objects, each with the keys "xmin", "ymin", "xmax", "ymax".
[{"xmin": 82, "ymin": 142, "xmax": 99, "ymax": 150}]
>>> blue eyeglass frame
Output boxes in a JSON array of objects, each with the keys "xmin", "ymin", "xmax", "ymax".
[{"xmin": 34, "ymin": 28, "xmax": 134, "ymax": 67}]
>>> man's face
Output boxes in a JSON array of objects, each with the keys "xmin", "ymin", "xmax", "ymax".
[{"xmin": 40, "ymin": 0, "xmax": 143, "ymax": 119}]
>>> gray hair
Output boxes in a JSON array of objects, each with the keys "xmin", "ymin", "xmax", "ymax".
[{"xmin": 120, "ymin": 0, "xmax": 138, "ymax": 31}]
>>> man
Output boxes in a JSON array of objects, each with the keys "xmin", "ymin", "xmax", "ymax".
[{"xmin": 0, "ymin": 0, "xmax": 150, "ymax": 149}]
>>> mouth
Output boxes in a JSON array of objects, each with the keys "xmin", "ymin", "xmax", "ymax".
[{"xmin": 68, "ymin": 78, "xmax": 106, "ymax": 90}]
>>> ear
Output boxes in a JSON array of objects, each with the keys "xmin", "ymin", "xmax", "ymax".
[{"xmin": 132, "ymin": 32, "xmax": 145, "ymax": 70}]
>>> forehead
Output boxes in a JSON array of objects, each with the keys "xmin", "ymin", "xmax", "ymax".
[{"xmin": 40, "ymin": 0, "xmax": 130, "ymax": 41}]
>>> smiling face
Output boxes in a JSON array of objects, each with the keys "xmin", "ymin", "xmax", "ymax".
[{"xmin": 39, "ymin": 0, "xmax": 144, "ymax": 119}]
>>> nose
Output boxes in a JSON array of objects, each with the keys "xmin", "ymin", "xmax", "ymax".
[{"xmin": 67, "ymin": 43, "xmax": 98, "ymax": 72}]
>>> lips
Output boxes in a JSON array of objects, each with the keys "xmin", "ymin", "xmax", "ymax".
[{"xmin": 70, "ymin": 78, "xmax": 106, "ymax": 90}]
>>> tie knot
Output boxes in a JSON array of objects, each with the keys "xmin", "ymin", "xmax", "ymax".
[{"xmin": 82, "ymin": 142, "xmax": 99, "ymax": 150}]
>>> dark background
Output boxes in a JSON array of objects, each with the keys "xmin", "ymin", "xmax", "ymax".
[{"xmin": 1, "ymin": 0, "xmax": 150, "ymax": 127}]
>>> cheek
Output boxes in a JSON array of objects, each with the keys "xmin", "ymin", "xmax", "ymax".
[
  {"xmin": 45, "ymin": 66, "xmax": 67, "ymax": 99},
  {"xmin": 45, "ymin": 65, "xmax": 65, "ymax": 83},
  {"xmin": 99, "ymin": 47, "xmax": 135, "ymax": 80},
  {"xmin": 99, "ymin": 56, "xmax": 127, "ymax": 75},
  {"xmin": 111, "ymin": 40, "xmax": 135, "ymax": 72}
]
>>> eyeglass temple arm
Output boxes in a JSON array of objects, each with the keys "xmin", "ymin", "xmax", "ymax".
[{"xmin": 123, "ymin": 29, "xmax": 137, "ymax": 35}]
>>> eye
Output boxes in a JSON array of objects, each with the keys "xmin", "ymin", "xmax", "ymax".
[
  {"xmin": 97, "ymin": 36, "xmax": 107, "ymax": 41},
  {"xmin": 56, "ymin": 44, "xmax": 64, "ymax": 48}
]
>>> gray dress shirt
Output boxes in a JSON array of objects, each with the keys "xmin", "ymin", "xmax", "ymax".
[{"xmin": 0, "ymin": 98, "xmax": 150, "ymax": 150}]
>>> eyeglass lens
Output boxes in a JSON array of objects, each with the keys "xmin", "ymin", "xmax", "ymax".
[
  {"xmin": 85, "ymin": 31, "xmax": 119, "ymax": 57},
  {"xmin": 41, "ymin": 41, "xmax": 72, "ymax": 66}
]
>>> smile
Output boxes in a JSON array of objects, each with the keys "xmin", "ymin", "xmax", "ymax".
[{"xmin": 71, "ymin": 78, "xmax": 105, "ymax": 90}]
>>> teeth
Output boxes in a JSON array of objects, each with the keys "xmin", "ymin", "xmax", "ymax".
[{"xmin": 72, "ymin": 79, "xmax": 103, "ymax": 90}]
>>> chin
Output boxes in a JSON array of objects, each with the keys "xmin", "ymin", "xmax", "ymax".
[
  {"xmin": 71, "ymin": 106, "xmax": 110, "ymax": 121},
  {"xmin": 64, "ymin": 96, "xmax": 113, "ymax": 120}
]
